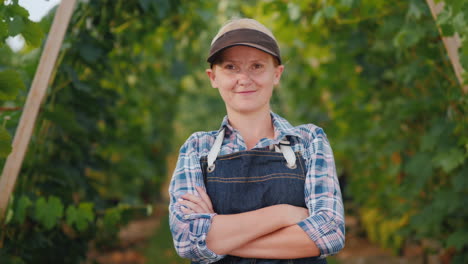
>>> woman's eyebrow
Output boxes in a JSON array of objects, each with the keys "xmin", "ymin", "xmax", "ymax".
[
  {"xmin": 222, "ymin": 58, "xmax": 267, "ymax": 63},
  {"xmin": 221, "ymin": 58, "xmax": 240, "ymax": 63}
]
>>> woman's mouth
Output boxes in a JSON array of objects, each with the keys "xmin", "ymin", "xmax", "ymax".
[{"xmin": 237, "ymin": 90, "xmax": 256, "ymax": 94}]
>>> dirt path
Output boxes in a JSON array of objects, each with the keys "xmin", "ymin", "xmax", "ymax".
[{"xmin": 85, "ymin": 204, "xmax": 166, "ymax": 264}]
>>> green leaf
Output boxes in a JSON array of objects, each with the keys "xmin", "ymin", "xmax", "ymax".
[
  {"xmin": 447, "ymin": 230, "xmax": 468, "ymax": 250},
  {"xmin": 403, "ymin": 152, "xmax": 433, "ymax": 194},
  {"xmin": 43, "ymin": 104, "xmax": 85, "ymax": 134},
  {"xmin": 436, "ymin": 6, "xmax": 452, "ymax": 25},
  {"xmin": 9, "ymin": 3, "xmax": 30, "ymax": 18},
  {"xmin": 0, "ymin": 20, "xmax": 8, "ymax": 41},
  {"xmin": 78, "ymin": 42, "xmax": 103, "ymax": 64},
  {"xmin": 440, "ymin": 23, "xmax": 455, "ymax": 36},
  {"xmin": 445, "ymin": 0, "xmax": 466, "ymax": 13},
  {"xmin": 453, "ymin": 165, "xmax": 468, "ymax": 192},
  {"xmin": 66, "ymin": 205, "xmax": 78, "ymax": 227},
  {"xmin": 14, "ymin": 195, "xmax": 32, "ymax": 224},
  {"xmin": 22, "ymin": 20, "xmax": 43, "ymax": 47},
  {"xmin": 323, "ymin": 6, "xmax": 337, "ymax": 18},
  {"xmin": 0, "ymin": 69, "xmax": 25, "ymax": 100},
  {"xmin": 393, "ymin": 24, "xmax": 426, "ymax": 48},
  {"xmin": 66, "ymin": 203, "xmax": 94, "ymax": 231},
  {"xmin": 433, "ymin": 148, "xmax": 465, "ymax": 173},
  {"xmin": 0, "ymin": 126, "xmax": 12, "ymax": 158},
  {"xmin": 8, "ymin": 15, "xmax": 24, "ymax": 36},
  {"xmin": 406, "ymin": 0, "xmax": 423, "ymax": 20},
  {"xmin": 139, "ymin": 0, "xmax": 170, "ymax": 18},
  {"xmin": 139, "ymin": 0, "xmax": 152, "ymax": 12},
  {"xmin": 339, "ymin": 0, "xmax": 354, "ymax": 8},
  {"xmin": 103, "ymin": 207, "xmax": 122, "ymax": 232},
  {"xmin": 287, "ymin": 3, "xmax": 301, "ymax": 21},
  {"xmin": 312, "ymin": 10, "xmax": 323, "ymax": 25},
  {"xmin": 421, "ymin": 122, "xmax": 445, "ymax": 151},
  {"xmin": 34, "ymin": 196, "xmax": 64, "ymax": 230}
]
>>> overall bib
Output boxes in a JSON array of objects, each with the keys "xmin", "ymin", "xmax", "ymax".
[{"xmin": 199, "ymin": 129, "xmax": 327, "ymax": 264}]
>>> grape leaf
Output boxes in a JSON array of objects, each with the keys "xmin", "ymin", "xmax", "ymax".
[
  {"xmin": 433, "ymin": 148, "xmax": 465, "ymax": 173},
  {"xmin": 0, "ymin": 20, "xmax": 8, "ymax": 42},
  {"xmin": 9, "ymin": 3, "xmax": 30, "ymax": 19},
  {"xmin": 447, "ymin": 230, "xmax": 468, "ymax": 250},
  {"xmin": 403, "ymin": 152, "xmax": 433, "ymax": 195},
  {"xmin": 22, "ymin": 21, "xmax": 43, "ymax": 47},
  {"xmin": 66, "ymin": 203, "xmax": 94, "ymax": 231},
  {"xmin": 34, "ymin": 196, "xmax": 64, "ymax": 230},
  {"xmin": 0, "ymin": 69, "xmax": 25, "ymax": 100},
  {"xmin": 8, "ymin": 15, "xmax": 24, "ymax": 36},
  {"xmin": 103, "ymin": 207, "xmax": 122, "ymax": 232},
  {"xmin": 14, "ymin": 195, "xmax": 32, "ymax": 224}
]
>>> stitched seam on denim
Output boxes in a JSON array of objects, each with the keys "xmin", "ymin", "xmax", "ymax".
[
  {"xmin": 216, "ymin": 153, "xmax": 288, "ymax": 160},
  {"xmin": 207, "ymin": 172, "xmax": 304, "ymax": 180},
  {"xmin": 200, "ymin": 151, "xmax": 304, "ymax": 160},
  {"xmin": 207, "ymin": 175, "xmax": 305, "ymax": 183},
  {"xmin": 215, "ymin": 150, "xmax": 285, "ymax": 159},
  {"xmin": 296, "ymin": 152, "xmax": 306, "ymax": 176}
]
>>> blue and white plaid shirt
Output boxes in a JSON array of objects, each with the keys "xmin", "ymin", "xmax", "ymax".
[{"xmin": 169, "ymin": 112, "xmax": 345, "ymax": 263}]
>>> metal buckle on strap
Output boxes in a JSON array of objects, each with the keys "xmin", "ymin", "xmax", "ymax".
[
  {"xmin": 278, "ymin": 138, "xmax": 297, "ymax": 170},
  {"xmin": 207, "ymin": 128, "xmax": 225, "ymax": 173},
  {"xmin": 207, "ymin": 164, "xmax": 215, "ymax": 173}
]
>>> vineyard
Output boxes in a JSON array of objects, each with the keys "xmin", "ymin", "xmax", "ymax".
[{"xmin": 0, "ymin": 0, "xmax": 467, "ymax": 263}]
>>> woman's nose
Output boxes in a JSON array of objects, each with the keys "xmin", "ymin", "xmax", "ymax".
[{"xmin": 236, "ymin": 71, "xmax": 252, "ymax": 86}]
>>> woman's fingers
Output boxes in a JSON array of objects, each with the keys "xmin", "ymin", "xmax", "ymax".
[
  {"xmin": 178, "ymin": 198, "xmax": 206, "ymax": 213},
  {"xmin": 180, "ymin": 206, "xmax": 192, "ymax": 214},
  {"xmin": 195, "ymin": 186, "xmax": 214, "ymax": 212},
  {"xmin": 179, "ymin": 193, "xmax": 211, "ymax": 213},
  {"xmin": 177, "ymin": 186, "xmax": 216, "ymax": 214}
]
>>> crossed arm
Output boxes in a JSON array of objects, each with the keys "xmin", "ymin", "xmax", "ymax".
[
  {"xmin": 170, "ymin": 129, "xmax": 345, "ymax": 262},
  {"xmin": 178, "ymin": 186, "xmax": 321, "ymax": 258}
]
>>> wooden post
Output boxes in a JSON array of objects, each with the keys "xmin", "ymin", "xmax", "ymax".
[
  {"xmin": 0, "ymin": 0, "xmax": 77, "ymax": 220},
  {"xmin": 426, "ymin": 0, "xmax": 468, "ymax": 94}
]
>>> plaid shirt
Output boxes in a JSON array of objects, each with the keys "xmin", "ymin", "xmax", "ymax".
[{"xmin": 169, "ymin": 112, "xmax": 345, "ymax": 263}]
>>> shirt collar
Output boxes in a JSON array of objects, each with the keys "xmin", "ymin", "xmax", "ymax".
[
  {"xmin": 270, "ymin": 112, "xmax": 303, "ymax": 141},
  {"xmin": 217, "ymin": 111, "xmax": 303, "ymax": 141}
]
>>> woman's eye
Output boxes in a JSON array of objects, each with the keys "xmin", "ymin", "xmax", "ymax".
[
  {"xmin": 252, "ymin": 63, "xmax": 264, "ymax": 70},
  {"xmin": 224, "ymin": 64, "xmax": 236, "ymax": 70}
]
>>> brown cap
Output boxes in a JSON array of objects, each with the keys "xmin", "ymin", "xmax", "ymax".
[{"xmin": 207, "ymin": 28, "xmax": 282, "ymax": 65}]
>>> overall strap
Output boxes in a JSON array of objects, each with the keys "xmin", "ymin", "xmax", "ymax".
[
  {"xmin": 279, "ymin": 140, "xmax": 297, "ymax": 169},
  {"xmin": 207, "ymin": 128, "xmax": 297, "ymax": 170},
  {"xmin": 207, "ymin": 128, "xmax": 225, "ymax": 171}
]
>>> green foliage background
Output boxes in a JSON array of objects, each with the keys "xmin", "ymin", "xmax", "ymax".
[{"xmin": 0, "ymin": 0, "xmax": 467, "ymax": 263}]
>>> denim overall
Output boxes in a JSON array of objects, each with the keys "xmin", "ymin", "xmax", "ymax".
[{"xmin": 199, "ymin": 129, "xmax": 327, "ymax": 264}]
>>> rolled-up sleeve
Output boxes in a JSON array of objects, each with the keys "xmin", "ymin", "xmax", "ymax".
[
  {"xmin": 297, "ymin": 127, "xmax": 345, "ymax": 257},
  {"xmin": 169, "ymin": 136, "xmax": 225, "ymax": 263}
]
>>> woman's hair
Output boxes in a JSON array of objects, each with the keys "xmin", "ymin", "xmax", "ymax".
[{"xmin": 211, "ymin": 18, "xmax": 278, "ymax": 45}]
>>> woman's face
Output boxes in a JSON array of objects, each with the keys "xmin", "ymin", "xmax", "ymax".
[{"xmin": 206, "ymin": 45, "xmax": 284, "ymax": 115}]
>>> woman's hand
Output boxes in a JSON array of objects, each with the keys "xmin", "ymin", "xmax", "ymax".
[
  {"xmin": 282, "ymin": 204, "xmax": 309, "ymax": 226},
  {"xmin": 178, "ymin": 186, "xmax": 215, "ymax": 214}
]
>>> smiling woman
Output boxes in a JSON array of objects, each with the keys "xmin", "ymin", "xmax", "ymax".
[
  {"xmin": 206, "ymin": 46, "xmax": 283, "ymax": 128},
  {"xmin": 168, "ymin": 18, "xmax": 345, "ymax": 264}
]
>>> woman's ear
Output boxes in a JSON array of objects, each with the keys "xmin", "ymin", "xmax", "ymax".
[
  {"xmin": 273, "ymin": 65, "xmax": 284, "ymax": 86},
  {"xmin": 206, "ymin": 68, "xmax": 218, "ymax": 88}
]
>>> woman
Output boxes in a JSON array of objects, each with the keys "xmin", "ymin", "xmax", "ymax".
[{"xmin": 169, "ymin": 18, "xmax": 345, "ymax": 264}]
